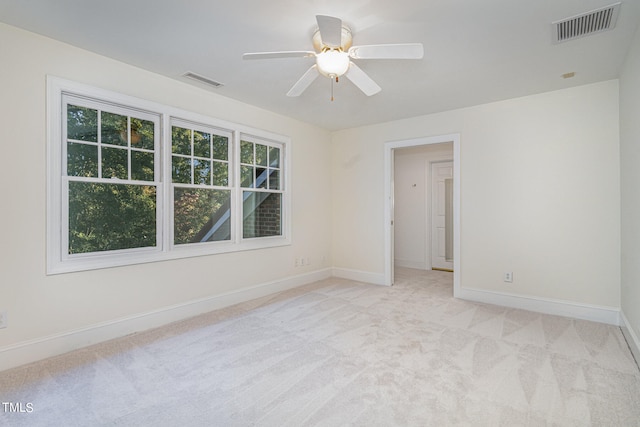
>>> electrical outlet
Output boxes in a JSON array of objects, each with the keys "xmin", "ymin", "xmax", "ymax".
[
  {"xmin": 0, "ymin": 311, "xmax": 7, "ymax": 329},
  {"xmin": 295, "ymin": 257, "xmax": 310, "ymax": 267},
  {"xmin": 504, "ymin": 272, "xmax": 513, "ymax": 283}
]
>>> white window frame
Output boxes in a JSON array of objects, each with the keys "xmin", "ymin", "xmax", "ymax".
[
  {"xmin": 47, "ymin": 76, "xmax": 291, "ymax": 274},
  {"xmin": 238, "ymin": 133, "xmax": 286, "ymax": 242},
  {"xmin": 168, "ymin": 117, "xmax": 235, "ymax": 253},
  {"xmin": 61, "ymin": 95, "xmax": 163, "ymax": 262}
]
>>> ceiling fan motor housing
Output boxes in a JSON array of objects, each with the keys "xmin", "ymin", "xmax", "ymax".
[{"xmin": 312, "ymin": 26, "xmax": 353, "ymax": 51}]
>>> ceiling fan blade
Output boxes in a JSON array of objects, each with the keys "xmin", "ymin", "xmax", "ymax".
[
  {"xmin": 316, "ymin": 15, "xmax": 343, "ymax": 48},
  {"xmin": 345, "ymin": 62, "xmax": 381, "ymax": 96},
  {"xmin": 243, "ymin": 51, "xmax": 316, "ymax": 60},
  {"xmin": 348, "ymin": 43, "xmax": 424, "ymax": 59},
  {"xmin": 286, "ymin": 65, "xmax": 319, "ymax": 97}
]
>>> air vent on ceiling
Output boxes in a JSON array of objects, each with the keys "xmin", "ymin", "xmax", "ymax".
[
  {"xmin": 181, "ymin": 71, "xmax": 224, "ymax": 88},
  {"xmin": 552, "ymin": 2, "xmax": 621, "ymax": 43}
]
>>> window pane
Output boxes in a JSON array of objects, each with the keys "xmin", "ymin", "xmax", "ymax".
[
  {"xmin": 131, "ymin": 151, "xmax": 154, "ymax": 182},
  {"xmin": 67, "ymin": 105, "xmax": 98, "ymax": 142},
  {"xmin": 174, "ymin": 188, "xmax": 231, "ymax": 244},
  {"xmin": 102, "ymin": 146, "xmax": 128, "ymax": 179},
  {"xmin": 68, "ymin": 182, "xmax": 156, "ymax": 254},
  {"xmin": 67, "ymin": 142, "xmax": 98, "ymax": 177},
  {"xmin": 256, "ymin": 144, "xmax": 268, "ymax": 166},
  {"xmin": 172, "ymin": 156, "xmax": 191, "ymax": 184},
  {"xmin": 269, "ymin": 169, "xmax": 280, "ymax": 190},
  {"xmin": 256, "ymin": 167, "xmax": 268, "ymax": 189},
  {"xmin": 101, "ymin": 112, "xmax": 127, "ymax": 146},
  {"xmin": 241, "ymin": 165, "xmax": 254, "ymax": 188},
  {"xmin": 172, "ymin": 126, "xmax": 191, "ymax": 155},
  {"xmin": 132, "ymin": 118, "xmax": 154, "ymax": 150},
  {"xmin": 194, "ymin": 131, "xmax": 211, "ymax": 158},
  {"xmin": 269, "ymin": 146, "xmax": 280, "ymax": 168},
  {"xmin": 212, "ymin": 161, "xmax": 228, "ymax": 186},
  {"xmin": 243, "ymin": 192, "xmax": 281, "ymax": 238},
  {"xmin": 194, "ymin": 159, "xmax": 211, "ymax": 185},
  {"xmin": 212, "ymin": 135, "xmax": 228, "ymax": 160},
  {"xmin": 240, "ymin": 140, "xmax": 253, "ymax": 164}
]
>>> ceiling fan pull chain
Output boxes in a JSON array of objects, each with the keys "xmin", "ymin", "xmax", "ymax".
[{"xmin": 331, "ymin": 76, "xmax": 334, "ymax": 101}]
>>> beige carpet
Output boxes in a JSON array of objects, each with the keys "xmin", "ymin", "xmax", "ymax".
[{"xmin": 1, "ymin": 268, "xmax": 639, "ymax": 426}]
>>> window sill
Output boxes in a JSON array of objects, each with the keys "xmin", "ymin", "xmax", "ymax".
[{"xmin": 47, "ymin": 236, "xmax": 291, "ymax": 275}]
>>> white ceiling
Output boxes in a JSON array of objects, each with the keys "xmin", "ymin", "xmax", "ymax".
[{"xmin": 1, "ymin": 0, "xmax": 639, "ymax": 130}]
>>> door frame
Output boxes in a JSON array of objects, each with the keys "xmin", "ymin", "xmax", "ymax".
[{"xmin": 384, "ymin": 133, "xmax": 461, "ymax": 297}]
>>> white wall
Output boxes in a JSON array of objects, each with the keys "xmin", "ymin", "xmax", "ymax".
[
  {"xmin": 620, "ymin": 24, "xmax": 640, "ymax": 360},
  {"xmin": 0, "ymin": 24, "xmax": 332, "ymax": 369},
  {"xmin": 333, "ymin": 80, "xmax": 620, "ymax": 312},
  {"xmin": 394, "ymin": 144, "xmax": 453, "ymax": 269}
]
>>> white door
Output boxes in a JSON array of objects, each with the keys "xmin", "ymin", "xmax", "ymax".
[{"xmin": 431, "ymin": 161, "xmax": 454, "ymax": 271}]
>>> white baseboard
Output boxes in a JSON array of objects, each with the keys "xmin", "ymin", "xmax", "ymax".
[
  {"xmin": 329, "ymin": 270, "xmax": 619, "ymax": 326},
  {"xmin": 620, "ymin": 311, "xmax": 640, "ymax": 367},
  {"xmin": 0, "ymin": 268, "xmax": 332, "ymax": 372},
  {"xmin": 394, "ymin": 259, "xmax": 426, "ymax": 270},
  {"xmin": 3, "ymin": 268, "xmax": 626, "ymax": 373},
  {"xmin": 456, "ymin": 286, "xmax": 620, "ymax": 325},
  {"xmin": 332, "ymin": 267, "xmax": 386, "ymax": 286}
]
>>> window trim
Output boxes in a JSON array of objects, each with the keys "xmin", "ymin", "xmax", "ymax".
[
  {"xmin": 47, "ymin": 76, "xmax": 291, "ymax": 275},
  {"xmin": 167, "ymin": 118, "xmax": 235, "ymax": 251},
  {"xmin": 62, "ymin": 95, "xmax": 163, "ymax": 261},
  {"xmin": 237, "ymin": 134, "xmax": 286, "ymax": 241}
]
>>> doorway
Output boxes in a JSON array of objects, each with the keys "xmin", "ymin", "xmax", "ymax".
[{"xmin": 383, "ymin": 134, "xmax": 460, "ymax": 296}]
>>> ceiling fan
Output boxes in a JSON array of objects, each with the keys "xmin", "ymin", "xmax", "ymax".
[{"xmin": 243, "ymin": 15, "xmax": 424, "ymax": 100}]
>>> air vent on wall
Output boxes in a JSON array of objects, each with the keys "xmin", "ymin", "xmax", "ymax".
[
  {"xmin": 552, "ymin": 2, "xmax": 621, "ymax": 43},
  {"xmin": 181, "ymin": 72, "xmax": 224, "ymax": 88}
]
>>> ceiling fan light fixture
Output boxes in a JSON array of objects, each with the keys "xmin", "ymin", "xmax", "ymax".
[
  {"xmin": 316, "ymin": 50, "xmax": 350, "ymax": 78},
  {"xmin": 243, "ymin": 15, "xmax": 422, "ymax": 98}
]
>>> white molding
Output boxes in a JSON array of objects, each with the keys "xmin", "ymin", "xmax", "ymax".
[
  {"xmin": 0, "ymin": 268, "xmax": 331, "ymax": 372},
  {"xmin": 620, "ymin": 310, "xmax": 640, "ymax": 367},
  {"xmin": 332, "ymin": 267, "xmax": 386, "ymax": 286},
  {"xmin": 457, "ymin": 286, "xmax": 620, "ymax": 325}
]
